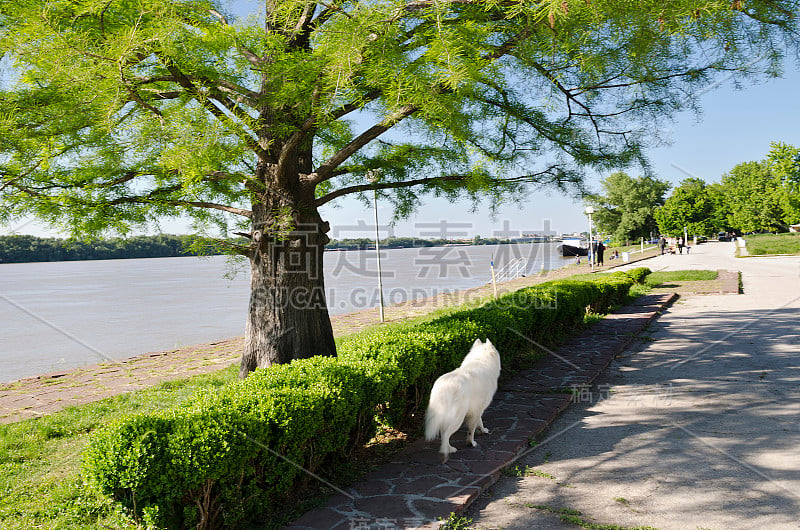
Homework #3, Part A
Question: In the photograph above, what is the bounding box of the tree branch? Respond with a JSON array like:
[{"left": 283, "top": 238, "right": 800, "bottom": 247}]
[
  {"left": 278, "top": 90, "right": 383, "bottom": 181},
  {"left": 315, "top": 174, "right": 469, "bottom": 206},
  {"left": 309, "top": 104, "right": 418, "bottom": 184},
  {"left": 571, "top": 66, "right": 718, "bottom": 96},
  {"left": 312, "top": 2, "right": 344, "bottom": 28},
  {"left": 157, "top": 54, "right": 267, "bottom": 160},
  {"left": 110, "top": 195, "right": 252, "bottom": 218},
  {"left": 209, "top": 8, "right": 264, "bottom": 66},
  {"left": 134, "top": 73, "right": 259, "bottom": 106}
]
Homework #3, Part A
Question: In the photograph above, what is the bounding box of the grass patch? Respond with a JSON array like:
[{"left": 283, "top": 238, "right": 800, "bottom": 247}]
[
  {"left": 504, "top": 464, "right": 556, "bottom": 480},
  {"left": 572, "top": 268, "right": 720, "bottom": 293},
  {"left": 440, "top": 512, "right": 473, "bottom": 530},
  {"left": 584, "top": 312, "right": 606, "bottom": 325},
  {"left": 606, "top": 243, "right": 656, "bottom": 254},
  {"left": 645, "top": 270, "right": 717, "bottom": 288},
  {"left": 743, "top": 232, "right": 800, "bottom": 255},
  {"left": 0, "top": 365, "right": 239, "bottom": 529}
]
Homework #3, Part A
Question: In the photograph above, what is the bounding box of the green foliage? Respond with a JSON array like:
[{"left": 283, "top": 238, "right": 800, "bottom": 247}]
[
  {"left": 587, "top": 172, "right": 671, "bottom": 243},
  {"left": 717, "top": 141, "right": 800, "bottom": 232},
  {"left": 440, "top": 512, "right": 473, "bottom": 530},
  {"left": 504, "top": 464, "right": 556, "bottom": 479},
  {"left": 0, "top": 0, "right": 797, "bottom": 239},
  {"left": 720, "top": 160, "right": 786, "bottom": 233},
  {"left": 766, "top": 142, "right": 800, "bottom": 226},
  {"left": 0, "top": 365, "right": 238, "bottom": 529},
  {"left": 655, "top": 178, "right": 720, "bottom": 236},
  {"left": 652, "top": 141, "right": 800, "bottom": 236},
  {"left": 623, "top": 267, "right": 652, "bottom": 285},
  {"left": 83, "top": 274, "right": 634, "bottom": 527},
  {"left": 3, "top": 0, "right": 798, "bottom": 368}
]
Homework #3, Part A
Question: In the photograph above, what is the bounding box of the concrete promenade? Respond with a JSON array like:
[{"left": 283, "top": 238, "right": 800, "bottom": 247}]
[{"left": 465, "top": 241, "right": 800, "bottom": 529}]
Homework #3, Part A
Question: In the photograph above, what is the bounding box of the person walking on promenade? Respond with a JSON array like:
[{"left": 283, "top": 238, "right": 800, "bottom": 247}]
[
  {"left": 659, "top": 235, "right": 667, "bottom": 255},
  {"left": 596, "top": 239, "right": 605, "bottom": 265},
  {"left": 677, "top": 236, "right": 684, "bottom": 254}
]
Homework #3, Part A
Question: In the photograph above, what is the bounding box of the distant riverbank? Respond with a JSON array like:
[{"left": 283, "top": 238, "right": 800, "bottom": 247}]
[
  {"left": 0, "top": 234, "right": 561, "bottom": 264},
  {"left": 0, "top": 234, "right": 214, "bottom": 264}
]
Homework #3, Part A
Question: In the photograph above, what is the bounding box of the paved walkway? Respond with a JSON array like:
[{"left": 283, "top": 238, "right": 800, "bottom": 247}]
[
  {"left": 0, "top": 247, "right": 660, "bottom": 424},
  {"left": 465, "top": 241, "right": 800, "bottom": 529}
]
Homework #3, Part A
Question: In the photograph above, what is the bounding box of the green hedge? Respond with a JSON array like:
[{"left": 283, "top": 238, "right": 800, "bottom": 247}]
[
  {"left": 83, "top": 274, "right": 635, "bottom": 528},
  {"left": 622, "top": 266, "right": 652, "bottom": 285}
]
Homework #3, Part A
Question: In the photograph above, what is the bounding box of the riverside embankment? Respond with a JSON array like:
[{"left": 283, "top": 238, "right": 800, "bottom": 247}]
[
  {"left": 0, "top": 246, "right": 659, "bottom": 424},
  {"left": 1, "top": 243, "right": 566, "bottom": 382}
]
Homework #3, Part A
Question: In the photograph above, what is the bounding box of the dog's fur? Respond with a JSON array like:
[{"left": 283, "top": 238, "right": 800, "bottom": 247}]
[{"left": 424, "top": 338, "right": 501, "bottom": 463}]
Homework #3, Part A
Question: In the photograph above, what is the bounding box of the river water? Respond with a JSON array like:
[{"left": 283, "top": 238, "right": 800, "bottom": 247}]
[{"left": 0, "top": 242, "right": 569, "bottom": 382}]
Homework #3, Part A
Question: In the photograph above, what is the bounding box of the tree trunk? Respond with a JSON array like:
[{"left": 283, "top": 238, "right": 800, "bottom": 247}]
[
  {"left": 239, "top": 71, "right": 335, "bottom": 376},
  {"left": 239, "top": 165, "right": 336, "bottom": 376},
  {"left": 239, "top": 213, "right": 336, "bottom": 377}
]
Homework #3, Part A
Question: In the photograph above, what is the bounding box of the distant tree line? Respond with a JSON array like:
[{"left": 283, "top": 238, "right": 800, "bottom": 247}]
[
  {"left": 587, "top": 141, "right": 800, "bottom": 242},
  {"left": 326, "top": 236, "right": 439, "bottom": 250},
  {"left": 0, "top": 234, "right": 224, "bottom": 263},
  {"left": 325, "top": 236, "right": 517, "bottom": 250},
  {"left": 1, "top": 234, "right": 527, "bottom": 263}
]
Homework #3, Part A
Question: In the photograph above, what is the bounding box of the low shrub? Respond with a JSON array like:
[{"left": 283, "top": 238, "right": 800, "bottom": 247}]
[
  {"left": 83, "top": 274, "right": 634, "bottom": 528},
  {"left": 623, "top": 267, "right": 652, "bottom": 284}
]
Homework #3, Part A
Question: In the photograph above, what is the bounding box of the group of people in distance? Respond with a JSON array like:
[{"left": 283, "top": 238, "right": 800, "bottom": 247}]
[
  {"left": 576, "top": 239, "right": 609, "bottom": 266},
  {"left": 658, "top": 235, "right": 690, "bottom": 255}
]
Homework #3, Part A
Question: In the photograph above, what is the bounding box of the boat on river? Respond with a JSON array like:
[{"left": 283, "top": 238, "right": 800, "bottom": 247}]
[{"left": 558, "top": 238, "right": 588, "bottom": 257}]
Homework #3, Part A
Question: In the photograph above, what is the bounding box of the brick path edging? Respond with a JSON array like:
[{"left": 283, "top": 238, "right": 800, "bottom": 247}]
[{"left": 286, "top": 292, "right": 678, "bottom": 530}]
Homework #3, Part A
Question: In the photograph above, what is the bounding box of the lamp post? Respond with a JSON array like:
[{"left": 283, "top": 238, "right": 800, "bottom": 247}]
[
  {"left": 585, "top": 206, "right": 595, "bottom": 270},
  {"left": 368, "top": 171, "right": 386, "bottom": 323}
]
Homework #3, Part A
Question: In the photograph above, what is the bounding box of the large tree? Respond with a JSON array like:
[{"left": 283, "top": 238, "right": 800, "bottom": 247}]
[
  {"left": 655, "top": 177, "right": 720, "bottom": 236},
  {"left": 1, "top": 0, "right": 797, "bottom": 375},
  {"left": 720, "top": 142, "right": 800, "bottom": 232},
  {"left": 587, "top": 172, "right": 671, "bottom": 243},
  {"left": 721, "top": 159, "right": 786, "bottom": 232},
  {"left": 766, "top": 141, "right": 800, "bottom": 226}
]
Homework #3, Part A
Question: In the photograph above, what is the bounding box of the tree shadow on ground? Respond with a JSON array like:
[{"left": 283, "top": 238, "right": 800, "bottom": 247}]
[{"left": 467, "top": 306, "right": 800, "bottom": 529}]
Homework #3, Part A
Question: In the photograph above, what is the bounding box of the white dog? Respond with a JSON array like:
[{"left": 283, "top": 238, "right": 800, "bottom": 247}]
[{"left": 425, "top": 338, "right": 501, "bottom": 463}]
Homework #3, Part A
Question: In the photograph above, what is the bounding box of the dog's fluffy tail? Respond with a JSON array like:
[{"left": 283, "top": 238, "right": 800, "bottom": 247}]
[
  {"left": 424, "top": 377, "right": 460, "bottom": 442},
  {"left": 424, "top": 401, "right": 445, "bottom": 442}
]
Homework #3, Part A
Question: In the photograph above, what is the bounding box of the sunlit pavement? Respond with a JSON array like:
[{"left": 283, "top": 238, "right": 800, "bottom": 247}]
[{"left": 464, "top": 242, "right": 800, "bottom": 529}]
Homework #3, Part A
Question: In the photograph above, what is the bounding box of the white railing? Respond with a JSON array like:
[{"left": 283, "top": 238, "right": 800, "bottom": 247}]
[{"left": 494, "top": 257, "right": 529, "bottom": 283}]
